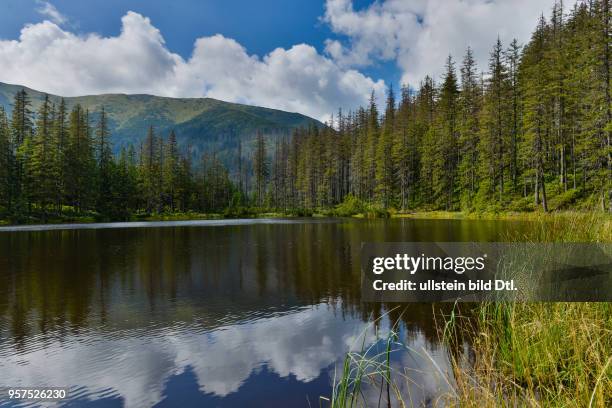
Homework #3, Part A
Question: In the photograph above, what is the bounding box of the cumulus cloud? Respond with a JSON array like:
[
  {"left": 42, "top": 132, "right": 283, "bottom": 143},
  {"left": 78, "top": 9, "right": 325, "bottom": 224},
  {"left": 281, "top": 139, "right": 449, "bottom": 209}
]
[
  {"left": 36, "top": 0, "right": 67, "bottom": 25},
  {"left": 0, "top": 303, "right": 454, "bottom": 407},
  {"left": 0, "top": 304, "right": 375, "bottom": 407},
  {"left": 323, "top": 0, "right": 573, "bottom": 85},
  {"left": 0, "top": 12, "right": 384, "bottom": 121}
]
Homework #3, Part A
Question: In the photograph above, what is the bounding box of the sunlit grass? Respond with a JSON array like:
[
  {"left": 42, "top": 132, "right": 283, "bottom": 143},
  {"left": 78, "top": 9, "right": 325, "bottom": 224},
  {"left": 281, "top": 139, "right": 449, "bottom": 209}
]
[
  {"left": 449, "top": 212, "right": 612, "bottom": 407},
  {"left": 329, "top": 212, "right": 611, "bottom": 407}
]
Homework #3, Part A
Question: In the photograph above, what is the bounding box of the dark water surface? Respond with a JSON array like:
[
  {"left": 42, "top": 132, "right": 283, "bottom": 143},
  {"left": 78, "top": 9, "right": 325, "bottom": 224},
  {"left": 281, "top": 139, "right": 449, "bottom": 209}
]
[{"left": 0, "top": 218, "right": 530, "bottom": 407}]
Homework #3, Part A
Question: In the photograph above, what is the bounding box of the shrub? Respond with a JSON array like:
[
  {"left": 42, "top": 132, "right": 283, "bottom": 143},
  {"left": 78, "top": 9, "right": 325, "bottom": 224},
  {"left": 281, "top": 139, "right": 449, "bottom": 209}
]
[
  {"left": 332, "top": 194, "right": 364, "bottom": 217},
  {"left": 548, "top": 188, "right": 582, "bottom": 210},
  {"left": 223, "top": 206, "right": 255, "bottom": 218}
]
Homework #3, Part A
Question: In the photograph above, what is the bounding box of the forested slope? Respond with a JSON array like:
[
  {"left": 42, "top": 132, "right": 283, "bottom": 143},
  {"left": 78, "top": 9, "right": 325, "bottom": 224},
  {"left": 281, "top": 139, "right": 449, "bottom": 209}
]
[
  {"left": 268, "top": 0, "right": 611, "bottom": 213},
  {"left": 0, "top": 0, "right": 610, "bottom": 223},
  {"left": 0, "top": 81, "right": 320, "bottom": 162}
]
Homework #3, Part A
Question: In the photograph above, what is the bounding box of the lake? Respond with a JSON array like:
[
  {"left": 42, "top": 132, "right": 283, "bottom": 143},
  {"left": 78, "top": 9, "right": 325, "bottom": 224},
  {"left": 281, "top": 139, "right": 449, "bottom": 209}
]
[{"left": 0, "top": 218, "right": 530, "bottom": 407}]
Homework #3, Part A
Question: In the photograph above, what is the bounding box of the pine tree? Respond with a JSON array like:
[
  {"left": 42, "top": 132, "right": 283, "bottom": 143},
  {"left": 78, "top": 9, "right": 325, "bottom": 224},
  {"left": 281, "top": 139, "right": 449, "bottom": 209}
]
[
  {"left": 507, "top": 39, "right": 522, "bottom": 190},
  {"left": 0, "top": 107, "right": 11, "bottom": 211},
  {"left": 432, "top": 56, "right": 460, "bottom": 209},
  {"left": 253, "top": 131, "right": 268, "bottom": 206},
  {"left": 53, "top": 98, "right": 68, "bottom": 211},
  {"left": 458, "top": 47, "right": 482, "bottom": 208},
  {"left": 521, "top": 15, "right": 549, "bottom": 211},
  {"left": 64, "top": 105, "right": 95, "bottom": 212},
  {"left": 418, "top": 76, "right": 437, "bottom": 205},
  {"left": 163, "top": 130, "right": 180, "bottom": 211},
  {"left": 376, "top": 86, "right": 396, "bottom": 207},
  {"left": 392, "top": 85, "right": 413, "bottom": 210},
  {"left": 114, "top": 146, "right": 136, "bottom": 219},
  {"left": 30, "top": 94, "right": 59, "bottom": 217},
  {"left": 95, "top": 107, "right": 113, "bottom": 215},
  {"left": 479, "top": 38, "right": 511, "bottom": 203},
  {"left": 350, "top": 107, "right": 368, "bottom": 200},
  {"left": 364, "top": 91, "right": 380, "bottom": 201},
  {"left": 11, "top": 89, "right": 33, "bottom": 146},
  {"left": 140, "top": 126, "right": 162, "bottom": 212},
  {"left": 11, "top": 89, "right": 34, "bottom": 214},
  {"left": 177, "top": 147, "right": 193, "bottom": 211}
]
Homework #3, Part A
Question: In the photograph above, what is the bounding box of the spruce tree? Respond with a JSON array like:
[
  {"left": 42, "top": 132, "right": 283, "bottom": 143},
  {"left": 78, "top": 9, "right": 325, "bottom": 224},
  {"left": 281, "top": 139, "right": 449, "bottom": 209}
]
[
  {"left": 458, "top": 47, "right": 481, "bottom": 208},
  {"left": 11, "top": 89, "right": 34, "bottom": 214},
  {"left": 95, "top": 107, "right": 113, "bottom": 215},
  {"left": 163, "top": 130, "right": 180, "bottom": 211},
  {"left": 521, "top": 16, "right": 549, "bottom": 211},
  {"left": 0, "top": 107, "right": 11, "bottom": 211},
  {"left": 375, "top": 86, "right": 396, "bottom": 207},
  {"left": 253, "top": 131, "right": 268, "bottom": 207},
  {"left": 479, "top": 38, "right": 511, "bottom": 203},
  {"left": 433, "top": 56, "right": 460, "bottom": 210},
  {"left": 30, "top": 94, "right": 59, "bottom": 217},
  {"left": 64, "top": 105, "right": 95, "bottom": 212}
]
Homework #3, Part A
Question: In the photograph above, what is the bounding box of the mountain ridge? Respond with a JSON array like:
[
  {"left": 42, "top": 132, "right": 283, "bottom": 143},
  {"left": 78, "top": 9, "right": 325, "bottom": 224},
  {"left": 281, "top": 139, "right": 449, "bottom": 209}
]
[{"left": 0, "top": 81, "right": 323, "bottom": 165}]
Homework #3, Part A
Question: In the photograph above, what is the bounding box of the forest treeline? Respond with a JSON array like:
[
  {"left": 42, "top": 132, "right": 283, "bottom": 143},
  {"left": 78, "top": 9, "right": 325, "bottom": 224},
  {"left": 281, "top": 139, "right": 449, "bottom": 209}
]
[
  {"left": 0, "top": 92, "right": 238, "bottom": 221},
  {"left": 266, "top": 0, "right": 611, "bottom": 214},
  {"left": 0, "top": 0, "right": 610, "bottom": 222}
]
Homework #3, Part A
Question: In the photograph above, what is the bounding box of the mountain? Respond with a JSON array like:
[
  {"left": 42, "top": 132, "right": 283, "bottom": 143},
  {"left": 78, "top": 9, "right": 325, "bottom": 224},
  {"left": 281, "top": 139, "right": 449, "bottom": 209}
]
[{"left": 0, "top": 81, "right": 322, "bottom": 166}]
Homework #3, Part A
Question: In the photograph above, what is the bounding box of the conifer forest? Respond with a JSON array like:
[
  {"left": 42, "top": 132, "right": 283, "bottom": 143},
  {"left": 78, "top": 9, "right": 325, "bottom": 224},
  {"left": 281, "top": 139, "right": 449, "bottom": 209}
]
[{"left": 0, "top": 0, "right": 610, "bottom": 222}]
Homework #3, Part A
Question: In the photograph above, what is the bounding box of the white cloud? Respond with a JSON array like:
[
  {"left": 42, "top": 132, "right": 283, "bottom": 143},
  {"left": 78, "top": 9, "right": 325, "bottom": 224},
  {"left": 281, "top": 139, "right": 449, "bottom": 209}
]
[
  {"left": 323, "top": 0, "right": 572, "bottom": 85},
  {"left": 36, "top": 0, "right": 67, "bottom": 25},
  {"left": 0, "top": 304, "right": 375, "bottom": 407},
  {"left": 0, "top": 303, "right": 454, "bottom": 407},
  {"left": 0, "top": 12, "right": 385, "bottom": 121}
]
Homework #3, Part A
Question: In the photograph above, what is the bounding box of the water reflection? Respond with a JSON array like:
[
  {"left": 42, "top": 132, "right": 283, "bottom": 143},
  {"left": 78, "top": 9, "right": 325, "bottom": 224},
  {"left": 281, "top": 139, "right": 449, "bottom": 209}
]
[{"left": 0, "top": 218, "right": 528, "bottom": 407}]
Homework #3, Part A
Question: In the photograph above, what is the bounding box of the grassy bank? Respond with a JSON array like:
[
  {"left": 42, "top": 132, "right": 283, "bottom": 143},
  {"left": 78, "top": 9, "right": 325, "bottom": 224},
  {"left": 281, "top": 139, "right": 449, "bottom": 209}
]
[
  {"left": 3, "top": 193, "right": 611, "bottom": 225},
  {"left": 453, "top": 303, "right": 611, "bottom": 407},
  {"left": 0, "top": 209, "right": 298, "bottom": 225},
  {"left": 329, "top": 212, "right": 611, "bottom": 407},
  {"left": 449, "top": 212, "right": 611, "bottom": 407}
]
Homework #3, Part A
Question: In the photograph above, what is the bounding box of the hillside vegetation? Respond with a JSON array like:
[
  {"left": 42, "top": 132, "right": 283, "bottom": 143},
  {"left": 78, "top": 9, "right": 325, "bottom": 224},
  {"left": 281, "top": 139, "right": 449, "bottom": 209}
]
[
  {"left": 0, "top": 0, "right": 610, "bottom": 223},
  {"left": 271, "top": 1, "right": 611, "bottom": 215},
  {"left": 0, "top": 81, "right": 320, "bottom": 162}
]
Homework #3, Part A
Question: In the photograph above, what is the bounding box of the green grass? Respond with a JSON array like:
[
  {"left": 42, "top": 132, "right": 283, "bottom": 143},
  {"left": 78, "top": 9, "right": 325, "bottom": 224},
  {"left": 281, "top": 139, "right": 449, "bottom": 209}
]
[
  {"left": 325, "top": 310, "right": 417, "bottom": 408},
  {"left": 328, "top": 212, "right": 611, "bottom": 407},
  {"left": 448, "top": 212, "right": 612, "bottom": 407},
  {"left": 0, "top": 207, "right": 297, "bottom": 225},
  {"left": 136, "top": 211, "right": 224, "bottom": 221},
  {"left": 453, "top": 302, "right": 612, "bottom": 407}
]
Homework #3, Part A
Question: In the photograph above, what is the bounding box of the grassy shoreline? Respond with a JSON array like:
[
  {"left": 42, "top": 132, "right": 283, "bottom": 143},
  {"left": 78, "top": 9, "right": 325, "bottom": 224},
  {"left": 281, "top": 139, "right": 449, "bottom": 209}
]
[
  {"left": 449, "top": 212, "right": 611, "bottom": 407},
  {"left": 1, "top": 207, "right": 610, "bottom": 226},
  {"left": 330, "top": 212, "right": 611, "bottom": 407}
]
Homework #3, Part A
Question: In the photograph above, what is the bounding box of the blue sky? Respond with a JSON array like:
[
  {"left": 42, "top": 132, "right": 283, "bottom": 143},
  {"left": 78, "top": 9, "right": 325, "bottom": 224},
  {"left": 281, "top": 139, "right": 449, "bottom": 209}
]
[
  {"left": 0, "top": 0, "right": 401, "bottom": 85},
  {"left": 0, "top": 0, "right": 558, "bottom": 120}
]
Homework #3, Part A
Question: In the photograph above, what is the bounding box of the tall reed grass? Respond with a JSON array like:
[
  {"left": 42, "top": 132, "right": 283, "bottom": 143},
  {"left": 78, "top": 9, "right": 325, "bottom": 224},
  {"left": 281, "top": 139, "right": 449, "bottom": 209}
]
[
  {"left": 450, "top": 212, "right": 611, "bottom": 407},
  {"left": 328, "top": 212, "right": 611, "bottom": 407}
]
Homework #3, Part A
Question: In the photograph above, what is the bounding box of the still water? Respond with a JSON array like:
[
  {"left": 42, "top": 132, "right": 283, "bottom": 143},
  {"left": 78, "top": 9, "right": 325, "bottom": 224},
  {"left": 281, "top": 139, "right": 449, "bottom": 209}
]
[{"left": 0, "top": 218, "right": 529, "bottom": 407}]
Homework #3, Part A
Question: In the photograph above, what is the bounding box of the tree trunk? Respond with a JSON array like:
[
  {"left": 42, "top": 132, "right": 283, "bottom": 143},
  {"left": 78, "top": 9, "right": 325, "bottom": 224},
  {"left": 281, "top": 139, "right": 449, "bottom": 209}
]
[
  {"left": 540, "top": 166, "right": 548, "bottom": 212},
  {"left": 535, "top": 169, "right": 540, "bottom": 205}
]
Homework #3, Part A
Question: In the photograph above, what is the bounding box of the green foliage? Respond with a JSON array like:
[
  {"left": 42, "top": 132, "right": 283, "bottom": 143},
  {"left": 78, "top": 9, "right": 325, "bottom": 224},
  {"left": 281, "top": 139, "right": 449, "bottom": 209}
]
[
  {"left": 362, "top": 205, "right": 390, "bottom": 219},
  {"left": 449, "top": 213, "right": 612, "bottom": 406},
  {"left": 548, "top": 187, "right": 582, "bottom": 210},
  {"left": 260, "top": 0, "right": 610, "bottom": 215},
  {"left": 331, "top": 194, "right": 364, "bottom": 217},
  {"left": 0, "top": 81, "right": 322, "bottom": 169},
  {"left": 223, "top": 206, "right": 255, "bottom": 219},
  {"left": 1, "top": 0, "right": 611, "bottom": 223},
  {"left": 0, "top": 89, "right": 245, "bottom": 224},
  {"left": 285, "top": 207, "right": 314, "bottom": 217}
]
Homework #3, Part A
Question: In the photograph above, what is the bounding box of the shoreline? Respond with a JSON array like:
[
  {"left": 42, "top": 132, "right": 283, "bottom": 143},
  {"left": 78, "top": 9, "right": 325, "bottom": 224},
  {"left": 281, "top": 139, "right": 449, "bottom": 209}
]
[{"left": 1, "top": 209, "right": 610, "bottom": 227}]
